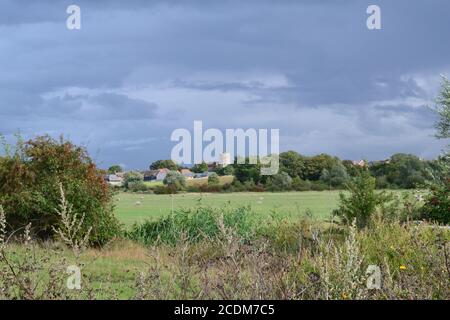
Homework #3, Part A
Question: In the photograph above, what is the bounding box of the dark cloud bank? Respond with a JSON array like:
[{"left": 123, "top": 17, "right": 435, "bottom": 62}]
[{"left": 0, "top": 0, "right": 448, "bottom": 169}]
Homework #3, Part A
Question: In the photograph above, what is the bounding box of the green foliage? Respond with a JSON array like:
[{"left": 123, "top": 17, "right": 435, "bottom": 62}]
[
  {"left": 107, "top": 165, "right": 123, "bottom": 174},
  {"left": 124, "top": 171, "right": 143, "bottom": 183},
  {"left": 370, "top": 154, "right": 427, "bottom": 189},
  {"left": 291, "top": 177, "right": 312, "bottom": 191},
  {"left": 149, "top": 160, "right": 178, "bottom": 171},
  {"left": 279, "top": 151, "right": 305, "bottom": 178},
  {"left": 214, "top": 165, "right": 234, "bottom": 176},
  {"left": 191, "top": 162, "right": 208, "bottom": 173},
  {"left": 422, "top": 154, "right": 449, "bottom": 224},
  {"left": 163, "top": 171, "right": 186, "bottom": 191},
  {"left": 0, "top": 135, "right": 121, "bottom": 245},
  {"left": 267, "top": 172, "right": 292, "bottom": 191},
  {"left": 334, "top": 171, "right": 393, "bottom": 228},
  {"left": 302, "top": 154, "right": 337, "bottom": 180},
  {"left": 320, "top": 162, "right": 350, "bottom": 188},
  {"left": 310, "top": 181, "right": 328, "bottom": 191},
  {"left": 127, "top": 206, "right": 256, "bottom": 246},
  {"left": 233, "top": 158, "right": 263, "bottom": 184},
  {"left": 432, "top": 76, "right": 450, "bottom": 140},
  {"left": 342, "top": 160, "right": 364, "bottom": 177},
  {"left": 123, "top": 171, "right": 145, "bottom": 191},
  {"left": 207, "top": 172, "right": 220, "bottom": 185},
  {"left": 127, "top": 181, "right": 148, "bottom": 192}
]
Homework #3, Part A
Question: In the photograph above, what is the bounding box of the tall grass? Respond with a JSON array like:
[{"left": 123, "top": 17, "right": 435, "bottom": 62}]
[{"left": 126, "top": 205, "right": 257, "bottom": 246}]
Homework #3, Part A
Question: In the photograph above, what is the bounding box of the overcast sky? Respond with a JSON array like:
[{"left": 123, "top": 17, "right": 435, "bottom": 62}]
[{"left": 0, "top": 0, "right": 449, "bottom": 169}]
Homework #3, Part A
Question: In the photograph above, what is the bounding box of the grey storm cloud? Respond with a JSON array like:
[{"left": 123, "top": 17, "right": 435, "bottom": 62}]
[{"left": 0, "top": 0, "right": 449, "bottom": 168}]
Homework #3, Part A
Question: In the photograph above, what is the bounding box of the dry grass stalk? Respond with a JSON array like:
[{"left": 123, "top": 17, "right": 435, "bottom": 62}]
[{"left": 52, "top": 183, "right": 92, "bottom": 256}]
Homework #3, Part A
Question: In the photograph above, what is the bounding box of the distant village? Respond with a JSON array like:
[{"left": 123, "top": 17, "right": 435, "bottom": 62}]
[
  {"left": 104, "top": 162, "right": 223, "bottom": 187},
  {"left": 103, "top": 155, "right": 392, "bottom": 188}
]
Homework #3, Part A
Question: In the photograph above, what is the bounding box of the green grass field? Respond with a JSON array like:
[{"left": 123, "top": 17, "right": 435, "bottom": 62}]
[{"left": 114, "top": 191, "right": 342, "bottom": 226}]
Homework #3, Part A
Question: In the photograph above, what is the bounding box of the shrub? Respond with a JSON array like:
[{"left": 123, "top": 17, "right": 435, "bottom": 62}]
[
  {"left": 310, "top": 181, "right": 328, "bottom": 191},
  {"left": 208, "top": 172, "right": 220, "bottom": 185},
  {"left": 292, "top": 177, "right": 312, "bottom": 191},
  {"left": 123, "top": 171, "right": 144, "bottom": 190},
  {"left": 199, "top": 184, "right": 223, "bottom": 193},
  {"left": 215, "top": 165, "right": 234, "bottom": 176},
  {"left": 127, "top": 181, "right": 148, "bottom": 192},
  {"left": 375, "top": 175, "right": 390, "bottom": 189},
  {"left": 0, "top": 135, "right": 121, "bottom": 245},
  {"left": 267, "top": 172, "right": 292, "bottom": 191},
  {"left": 163, "top": 171, "right": 186, "bottom": 191},
  {"left": 153, "top": 185, "right": 176, "bottom": 195},
  {"left": 334, "top": 171, "right": 392, "bottom": 228},
  {"left": 422, "top": 154, "right": 449, "bottom": 224}
]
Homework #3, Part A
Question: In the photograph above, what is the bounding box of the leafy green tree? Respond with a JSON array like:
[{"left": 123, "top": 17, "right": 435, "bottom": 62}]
[
  {"left": 422, "top": 154, "right": 449, "bottom": 224},
  {"left": 233, "top": 159, "right": 262, "bottom": 184},
  {"left": 108, "top": 165, "right": 123, "bottom": 174},
  {"left": 432, "top": 76, "right": 450, "bottom": 139},
  {"left": 215, "top": 165, "right": 234, "bottom": 176},
  {"left": 150, "top": 160, "right": 178, "bottom": 171},
  {"left": 342, "top": 160, "right": 363, "bottom": 177},
  {"left": 191, "top": 162, "right": 208, "bottom": 173},
  {"left": 320, "top": 162, "right": 350, "bottom": 188},
  {"left": 163, "top": 171, "right": 186, "bottom": 191},
  {"left": 208, "top": 172, "right": 220, "bottom": 185},
  {"left": 421, "top": 77, "right": 450, "bottom": 224},
  {"left": 387, "top": 154, "right": 426, "bottom": 188},
  {"left": 279, "top": 151, "right": 305, "bottom": 178},
  {"left": 303, "top": 154, "right": 337, "bottom": 180}
]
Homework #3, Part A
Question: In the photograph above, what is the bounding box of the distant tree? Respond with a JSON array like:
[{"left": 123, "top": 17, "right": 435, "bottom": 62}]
[
  {"left": 150, "top": 160, "right": 178, "bottom": 171},
  {"left": 320, "top": 162, "right": 350, "bottom": 188},
  {"left": 303, "top": 154, "right": 337, "bottom": 180},
  {"left": 233, "top": 159, "right": 263, "bottom": 184},
  {"left": 215, "top": 165, "right": 234, "bottom": 176},
  {"left": 279, "top": 151, "right": 305, "bottom": 178},
  {"left": 163, "top": 171, "right": 186, "bottom": 190},
  {"left": 191, "top": 162, "right": 208, "bottom": 173},
  {"left": 208, "top": 172, "right": 220, "bottom": 185},
  {"left": 387, "top": 154, "right": 426, "bottom": 188},
  {"left": 432, "top": 76, "right": 450, "bottom": 140},
  {"left": 267, "top": 172, "right": 293, "bottom": 191},
  {"left": 369, "top": 154, "right": 427, "bottom": 189},
  {"left": 342, "top": 160, "right": 363, "bottom": 177},
  {"left": 108, "top": 165, "right": 123, "bottom": 174}
]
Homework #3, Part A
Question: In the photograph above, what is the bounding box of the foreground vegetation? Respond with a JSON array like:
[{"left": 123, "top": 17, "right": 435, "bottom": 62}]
[{"left": 1, "top": 207, "right": 448, "bottom": 299}]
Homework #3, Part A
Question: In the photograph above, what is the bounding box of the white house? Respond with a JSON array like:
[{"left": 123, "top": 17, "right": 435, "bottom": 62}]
[
  {"left": 156, "top": 168, "right": 170, "bottom": 181},
  {"left": 105, "top": 174, "right": 124, "bottom": 186}
]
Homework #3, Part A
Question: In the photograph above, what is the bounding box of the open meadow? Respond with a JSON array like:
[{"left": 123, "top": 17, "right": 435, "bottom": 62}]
[
  {"left": 114, "top": 191, "right": 342, "bottom": 226},
  {"left": 113, "top": 190, "right": 414, "bottom": 226}
]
